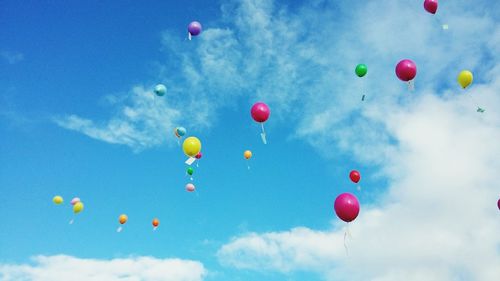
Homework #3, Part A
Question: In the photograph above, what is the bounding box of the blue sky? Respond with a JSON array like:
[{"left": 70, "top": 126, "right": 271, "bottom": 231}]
[{"left": 1, "top": 1, "right": 499, "bottom": 281}]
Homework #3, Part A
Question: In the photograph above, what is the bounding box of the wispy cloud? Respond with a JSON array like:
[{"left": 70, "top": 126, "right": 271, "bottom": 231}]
[
  {"left": 54, "top": 86, "right": 180, "bottom": 151},
  {"left": 1, "top": 50, "right": 24, "bottom": 64},
  {"left": 0, "top": 255, "right": 207, "bottom": 281}
]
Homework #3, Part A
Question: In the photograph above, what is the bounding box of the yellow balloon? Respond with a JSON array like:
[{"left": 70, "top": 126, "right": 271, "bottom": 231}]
[
  {"left": 119, "top": 214, "right": 128, "bottom": 225},
  {"left": 244, "top": 150, "right": 252, "bottom": 159},
  {"left": 73, "top": 202, "right": 84, "bottom": 214},
  {"left": 53, "top": 195, "right": 63, "bottom": 205},
  {"left": 457, "top": 70, "right": 473, "bottom": 89},
  {"left": 182, "top": 137, "right": 201, "bottom": 157}
]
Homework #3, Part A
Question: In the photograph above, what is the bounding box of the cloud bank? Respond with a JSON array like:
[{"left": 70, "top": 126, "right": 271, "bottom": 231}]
[{"left": 0, "top": 255, "right": 206, "bottom": 281}]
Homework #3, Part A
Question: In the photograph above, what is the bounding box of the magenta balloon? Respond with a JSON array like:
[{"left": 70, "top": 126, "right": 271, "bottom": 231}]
[
  {"left": 250, "top": 102, "right": 270, "bottom": 123},
  {"left": 334, "top": 193, "right": 360, "bottom": 222},
  {"left": 395, "top": 59, "right": 417, "bottom": 82},
  {"left": 424, "top": 0, "right": 438, "bottom": 14},
  {"left": 498, "top": 198, "right": 500, "bottom": 210},
  {"left": 188, "top": 21, "right": 202, "bottom": 36}
]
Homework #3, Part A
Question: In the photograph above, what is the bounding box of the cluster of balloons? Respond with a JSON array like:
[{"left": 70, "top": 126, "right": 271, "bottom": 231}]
[
  {"left": 117, "top": 214, "right": 160, "bottom": 232},
  {"left": 334, "top": 170, "right": 362, "bottom": 223},
  {"left": 53, "top": 196, "right": 84, "bottom": 224}
]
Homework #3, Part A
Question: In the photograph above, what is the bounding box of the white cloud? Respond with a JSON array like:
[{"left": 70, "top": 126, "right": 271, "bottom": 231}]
[
  {"left": 54, "top": 86, "right": 180, "bottom": 151},
  {"left": 217, "top": 91, "right": 500, "bottom": 281},
  {"left": 215, "top": 1, "right": 500, "bottom": 280},
  {"left": 0, "top": 255, "right": 206, "bottom": 281},
  {"left": 1, "top": 50, "right": 24, "bottom": 64}
]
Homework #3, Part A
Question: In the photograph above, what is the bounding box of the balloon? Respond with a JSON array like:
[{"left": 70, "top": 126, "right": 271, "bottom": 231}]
[
  {"left": 71, "top": 197, "right": 81, "bottom": 206},
  {"left": 175, "top": 127, "right": 186, "bottom": 137},
  {"left": 349, "top": 170, "right": 361, "bottom": 183},
  {"left": 53, "top": 196, "right": 63, "bottom": 205},
  {"left": 182, "top": 137, "right": 202, "bottom": 157},
  {"left": 186, "top": 183, "right": 195, "bottom": 192},
  {"left": 355, "top": 64, "right": 367, "bottom": 77},
  {"left": 195, "top": 152, "right": 203, "bottom": 159},
  {"left": 334, "top": 193, "right": 360, "bottom": 222},
  {"left": 424, "top": 0, "right": 438, "bottom": 14},
  {"left": 457, "top": 70, "right": 473, "bottom": 89},
  {"left": 497, "top": 198, "right": 500, "bottom": 210},
  {"left": 154, "top": 84, "right": 167, "bottom": 96},
  {"left": 187, "top": 167, "right": 194, "bottom": 175},
  {"left": 152, "top": 218, "right": 159, "bottom": 228},
  {"left": 119, "top": 214, "right": 128, "bottom": 225},
  {"left": 73, "top": 202, "right": 84, "bottom": 214},
  {"left": 244, "top": 150, "right": 252, "bottom": 159},
  {"left": 251, "top": 102, "right": 270, "bottom": 123},
  {"left": 395, "top": 59, "right": 417, "bottom": 82},
  {"left": 188, "top": 21, "right": 202, "bottom": 36}
]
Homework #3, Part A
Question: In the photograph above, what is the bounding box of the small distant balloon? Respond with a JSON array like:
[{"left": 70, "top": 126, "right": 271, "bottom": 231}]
[
  {"left": 457, "top": 70, "right": 473, "bottom": 89},
  {"left": 195, "top": 152, "right": 203, "bottom": 159},
  {"left": 188, "top": 21, "right": 202, "bottom": 37},
  {"left": 334, "top": 193, "right": 360, "bottom": 223},
  {"left": 187, "top": 167, "right": 194, "bottom": 175},
  {"left": 424, "top": 0, "right": 438, "bottom": 14},
  {"left": 183, "top": 137, "right": 202, "bottom": 157},
  {"left": 152, "top": 218, "right": 160, "bottom": 229},
  {"left": 186, "top": 183, "right": 195, "bottom": 192},
  {"left": 175, "top": 127, "right": 187, "bottom": 138},
  {"left": 395, "top": 59, "right": 417, "bottom": 82},
  {"left": 53, "top": 196, "right": 63, "bottom": 205},
  {"left": 349, "top": 170, "right": 361, "bottom": 183},
  {"left": 244, "top": 150, "right": 252, "bottom": 159},
  {"left": 497, "top": 198, "right": 500, "bottom": 211},
  {"left": 154, "top": 84, "right": 167, "bottom": 96},
  {"left": 119, "top": 214, "right": 128, "bottom": 225},
  {"left": 73, "top": 202, "right": 84, "bottom": 214},
  {"left": 355, "top": 64, "right": 367, "bottom": 77},
  {"left": 71, "top": 197, "right": 81, "bottom": 206}
]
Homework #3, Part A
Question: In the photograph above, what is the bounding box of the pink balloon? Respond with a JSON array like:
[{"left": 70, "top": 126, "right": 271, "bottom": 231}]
[
  {"left": 251, "top": 102, "right": 270, "bottom": 123},
  {"left": 497, "top": 198, "right": 500, "bottom": 211},
  {"left": 334, "top": 193, "right": 360, "bottom": 222},
  {"left": 195, "top": 152, "right": 202, "bottom": 159},
  {"left": 186, "top": 183, "right": 195, "bottom": 192},
  {"left": 395, "top": 59, "right": 417, "bottom": 82},
  {"left": 70, "top": 197, "right": 81, "bottom": 206},
  {"left": 424, "top": 0, "right": 438, "bottom": 14}
]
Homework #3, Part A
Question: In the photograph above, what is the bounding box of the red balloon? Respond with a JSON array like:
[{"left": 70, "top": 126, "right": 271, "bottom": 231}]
[
  {"left": 251, "top": 102, "right": 270, "bottom": 123},
  {"left": 334, "top": 193, "right": 360, "bottom": 222},
  {"left": 424, "top": 0, "right": 438, "bottom": 14},
  {"left": 195, "top": 152, "right": 202, "bottom": 159},
  {"left": 395, "top": 59, "right": 417, "bottom": 82},
  {"left": 349, "top": 170, "right": 360, "bottom": 183}
]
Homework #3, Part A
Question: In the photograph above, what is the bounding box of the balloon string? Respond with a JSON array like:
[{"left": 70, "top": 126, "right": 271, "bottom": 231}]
[
  {"left": 190, "top": 176, "right": 193, "bottom": 181},
  {"left": 407, "top": 80, "right": 415, "bottom": 91},
  {"left": 260, "top": 123, "right": 267, "bottom": 144},
  {"left": 69, "top": 219, "right": 74, "bottom": 225},
  {"left": 344, "top": 223, "right": 352, "bottom": 256},
  {"left": 247, "top": 162, "right": 250, "bottom": 170},
  {"left": 196, "top": 161, "right": 199, "bottom": 167},
  {"left": 188, "top": 32, "right": 192, "bottom": 41},
  {"left": 153, "top": 227, "right": 157, "bottom": 231},
  {"left": 117, "top": 226, "right": 122, "bottom": 233}
]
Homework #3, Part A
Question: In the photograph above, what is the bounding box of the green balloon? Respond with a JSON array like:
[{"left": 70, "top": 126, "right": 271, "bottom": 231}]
[
  {"left": 187, "top": 167, "right": 194, "bottom": 175},
  {"left": 355, "top": 64, "right": 367, "bottom": 77}
]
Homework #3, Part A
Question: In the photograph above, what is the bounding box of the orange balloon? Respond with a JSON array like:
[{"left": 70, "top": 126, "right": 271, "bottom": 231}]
[
  {"left": 119, "top": 214, "right": 128, "bottom": 225},
  {"left": 152, "top": 218, "right": 159, "bottom": 227},
  {"left": 244, "top": 150, "right": 252, "bottom": 159}
]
